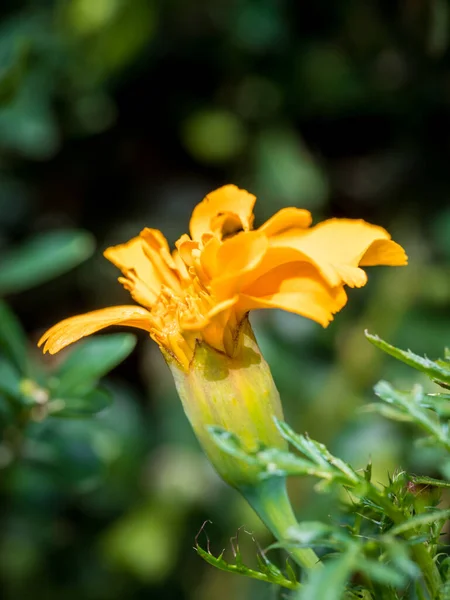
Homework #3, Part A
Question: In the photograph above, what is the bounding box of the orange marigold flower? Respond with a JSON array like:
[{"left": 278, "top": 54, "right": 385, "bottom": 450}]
[{"left": 38, "top": 184, "right": 407, "bottom": 370}]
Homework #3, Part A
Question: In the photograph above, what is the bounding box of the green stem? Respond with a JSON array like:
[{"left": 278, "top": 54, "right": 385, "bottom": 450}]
[
  {"left": 411, "top": 543, "right": 442, "bottom": 599},
  {"left": 239, "top": 477, "right": 321, "bottom": 571}
]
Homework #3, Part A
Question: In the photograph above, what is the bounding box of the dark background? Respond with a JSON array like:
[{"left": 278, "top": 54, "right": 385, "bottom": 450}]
[{"left": 0, "top": 1, "right": 449, "bottom": 599}]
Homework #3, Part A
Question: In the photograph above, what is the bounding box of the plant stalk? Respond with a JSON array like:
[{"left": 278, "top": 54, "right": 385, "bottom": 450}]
[{"left": 239, "top": 477, "right": 321, "bottom": 571}]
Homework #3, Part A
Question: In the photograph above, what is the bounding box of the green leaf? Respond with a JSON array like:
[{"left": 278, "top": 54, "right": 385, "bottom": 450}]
[
  {"left": 51, "top": 387, "right": 112, "bottom": 418},
  {"left": 54, "top": 333, "right": 137, "bottom": 396},
  {"left": 362, "top": 403, "right": 414, "bottom": 422},
  {"left": 0, "top": 300, "right": 28, "bottom": 371},
  {"left": 285, "top": 521, "right": 335, "bottom": 546},
  {"left": 0, "top": 356, "right": 22, "bottom": 400},
  {"left": 275, "top": 419, "right": 360, "bottom": 484},
  {"left": 383, "top": 541, "right": 420, "bottom": 579},
  {"left": 422, "top": 394, "right": 450, "bottom": 418},
  {"left": 0, "top": 229, "right": 95, "bottom": 294},
  {"left": 365, "top": 331, "right": 450, "bottom": 385},
  {"left": 357, "top": 558, "right": 406, "bottom": 587},
  {"left": 195, "top": 531, "right": 299, "bottom": 590},
  {"left": 0, "top": 40, "right": 30, "bottom": 106},
  {"left": 299, "top": 546, "right": 358, "bottom": 600},
  {"left": 373, "top": 381, "right": 450, "bottom": 450},
  {"left": 410, "top": 475, "right": 450, "bottom": 488},
  {"left": 389, "top": 509, "right": 450, "bottom": 536}
]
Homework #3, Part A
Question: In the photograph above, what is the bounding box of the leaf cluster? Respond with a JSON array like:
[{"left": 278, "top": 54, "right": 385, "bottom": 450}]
[{"left": 199, "top": 334, "right": 450, "bottom": 599}]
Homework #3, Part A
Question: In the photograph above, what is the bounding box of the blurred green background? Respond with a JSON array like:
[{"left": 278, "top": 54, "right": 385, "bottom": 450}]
[{"left": 0, "top": 1, "right": 449, "bottom": 599}]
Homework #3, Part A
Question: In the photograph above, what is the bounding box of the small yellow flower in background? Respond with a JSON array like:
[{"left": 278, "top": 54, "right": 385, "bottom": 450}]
[
  {"left": 38, "top": 184, "right": 407, "bottom": 570},
  {"left": 39, "top": 184, "right": 407, "bottom": 370}
]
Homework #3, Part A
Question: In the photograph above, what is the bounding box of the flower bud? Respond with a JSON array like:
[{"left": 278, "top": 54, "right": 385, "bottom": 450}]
[{"left": 166, "top": 319, "right": 286, "bottom": 488}]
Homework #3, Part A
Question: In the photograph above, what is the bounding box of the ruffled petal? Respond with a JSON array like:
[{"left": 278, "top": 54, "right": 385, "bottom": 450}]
[
  {"left": 38, "top": 306, "right": 152, "bottom": 354},
  {"left": 189, "top": 184, "right": 256, "bottom": 240},
  {"left": 258, "top": 207, "right": 312, "bottom": 236},
  {"left": 271, "top": 219, "right": 408, "bottom": 288},
  {"left": 104, "top": 237, "right": 162, "bottom": 307},
  {"left": 238, "top": 262, "right": 348, "bottom": 327},
  {"left": 210, "top": 231, "right": 269, "bottom": 299},
  {"left": 140, "top": 228, "right": 182, "bottom": 292}
]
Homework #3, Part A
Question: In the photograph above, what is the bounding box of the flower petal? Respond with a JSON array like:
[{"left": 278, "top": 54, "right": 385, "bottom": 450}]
[
  {"left": 258, "top": 207, "right": 312, "bottom": 236},
  {"left": 104, "top": 237, "right": 162, "bottom": 307},
  {"left": 271, "top": 219, "right": 407, "bottom": 288},
  {"left": 189, "top": 184, "right": 256, "bottom": 240},
  {"left": 38, "top": 306, "right": 152, "bottom": 354},
  {"left": 238, "top": 262, "right": 348, "bottom": 327},
  {"left": 210, "top": 231, "right": 269, "bottom": 299}
]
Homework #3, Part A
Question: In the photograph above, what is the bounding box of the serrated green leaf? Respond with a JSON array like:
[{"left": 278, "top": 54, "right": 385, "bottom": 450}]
[
  {"left": 275, "top": 419, "right": 359, "bottom": 484},
  {"left": 207, "top": 427, "right": 261, "bottom": 466},
  {"left": 374, "top": 381, "right": 450, "bottom": 449},
  {"left": 365, "top": 331, "right": 450, "bottom": 385},
  {"left": 275, "top": 419, "right": 329, "bottom": 466},
  {"left": 50, "top": 387, "right": 112, "bottom": 418},
  {"left": 195, "top": 543, "right": 300, "bottom": 590},
  {"left": 53, "top": 333, "right": 137, "bottom": 396},
  {"left": 0, "top": 300, "right": 28, "bottom": 371},
  {"left": 0, "top": 229, "right": 95, "bottom": 294},
  {"left": 410, "top": 475, "right": 450, "bottom": 488},
  {"left": 389, "top": 509, "right": 450, "bottom": 536}
]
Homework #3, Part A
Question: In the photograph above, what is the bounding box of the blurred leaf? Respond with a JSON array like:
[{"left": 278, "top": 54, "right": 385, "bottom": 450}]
[
  {"left": 285, "top": 521, "right": 336, "bottom": 546},
  {"left": 63, "top": 0, "right": 157, "bottom": 78},
  {"left": 0, "top": 356, "right": 22, "bottom": 400},
  {"left": 54, "top": 333, "right": 137, "bottom": 397},
  {"left": 357, "top": 558, "right": 406, "bottom": 587},
  {"left": 230, "top": 0, "right": 285, "bottom": 52},
  {"left": 0, "top": 230, "right": 95, "bottom": 294},
  {"left": 182, "top": 109, "right": 247, "bottom": 164},
  {"left": 0, "top": 68, "right": 59, "bottom": 159},
  {"left": 52, "top": 387, "right": 112, "bottom": 418},
  {"left": 299, "top": 547, "right": 358, "bottom": 600},
  {"left": 366, "top": 331, "right": 450, "bottom": 385},
  {"left": 0, "top": 40, "right": 30, "bottom": 106},
  {"left": 362, "top": 402, "right": 414, "bottom": 422},
  {"left": 0, "top": 300, "right": 28, "bottom": 371},
  {"left": 253, "top": 127, "right": 328, "bottom": 209},
  {"left": 102, "top": 500, "right": 181, "bottom": 582},
  {"left": 428, "top": 0, "right": 449, "bottom": 56}
]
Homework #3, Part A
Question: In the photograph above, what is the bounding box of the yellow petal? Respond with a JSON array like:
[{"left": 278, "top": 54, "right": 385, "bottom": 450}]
[
  {"left": 210, "top": 231, "right": 269, "bottom": 299},
  {"left": 104, "top": 237, "right": 161, "bottom": 307},
  {"left": 140, "top": 228, "right": 182, "bottom": 292},
  {"left": 189, "top": 184, "right": 256, "bottom": 240},
  {"left": 175, "top": 234, "right": 199, "bottom": 268},
  {"left": 172, "top": 248, "right": 190, "bottom": 281},
  {"left": 38, "top": 306, "right": 152, "bottom": 354},
  {"left": 272, "top": 219, "right": 407, "bottom": 288},
  {"left": 359, "top": 238, "right": 408, "bottom": 266},
  {"left": 258, "top": 207, "right": 312, "bottom": 236},
  {"left": 238, "top": 262, "right": 348, "bottom": 327}
]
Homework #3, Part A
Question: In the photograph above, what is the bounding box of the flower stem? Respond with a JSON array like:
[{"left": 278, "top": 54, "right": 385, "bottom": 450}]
[{"left": 239, "top": 477, "right": 321, "bottom": 571}]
